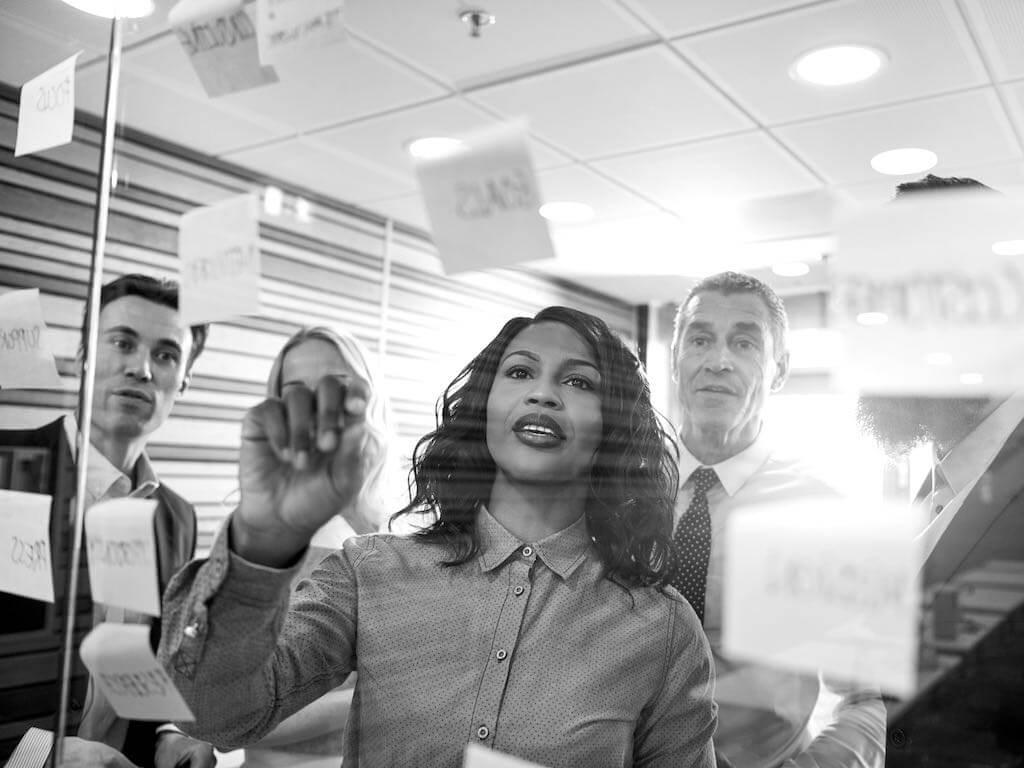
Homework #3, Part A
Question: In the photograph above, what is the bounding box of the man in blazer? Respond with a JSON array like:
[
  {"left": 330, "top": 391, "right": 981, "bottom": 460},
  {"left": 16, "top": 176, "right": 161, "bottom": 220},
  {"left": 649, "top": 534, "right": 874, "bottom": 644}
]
[{"left": 2, "top": 274, "right": 214, "bottom": 768}]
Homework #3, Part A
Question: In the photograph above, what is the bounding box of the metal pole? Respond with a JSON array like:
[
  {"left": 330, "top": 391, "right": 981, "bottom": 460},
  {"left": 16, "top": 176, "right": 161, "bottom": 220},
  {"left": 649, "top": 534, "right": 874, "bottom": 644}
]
[
  {"left": 378, "top": 218, "right": 394, "bottom": 368},
  {"left": 52, "top": 14, "right": 123, "bottom": 766}
]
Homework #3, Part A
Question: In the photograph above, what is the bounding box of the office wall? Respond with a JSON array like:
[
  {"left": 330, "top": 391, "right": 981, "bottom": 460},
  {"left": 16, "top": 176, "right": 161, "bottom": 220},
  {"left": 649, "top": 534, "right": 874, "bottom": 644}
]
[{"left": 0, "top": 92, "right": 636, "bottom": 554}]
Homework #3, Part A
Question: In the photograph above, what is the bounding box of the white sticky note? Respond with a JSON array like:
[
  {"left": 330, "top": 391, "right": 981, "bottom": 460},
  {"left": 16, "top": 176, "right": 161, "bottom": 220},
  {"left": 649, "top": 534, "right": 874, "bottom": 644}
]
[
  {"left": 79, "top": 623, "right": 194, "bottom": 722},
  {"left": 85, "top": 498, "right": 161, "bottom": 617},
  {"left": 15, "top": 53, "right": 80, "bottom": 157},
  {"left": 414, "top": 121, "right": 556, "bottom": 275},
  {"left": 833, "top": 192, "right": 1024, "bottom": 396},
  {"left": 0, "top": 288, "right": 64, "bottom": 391},
  {"left": 0, "top": 490, "right": 54, "bottom": 603},
  {"left": 4, "top": 727, "right": 54, "bottom": 768},
  {"left": 464, "top": 744, "right": 549, "bottom": 768},
  {"left": 171, "top": 1, "right": 278, "bottom": 97},
  {"left": 722, "top": 499, "right": 924, "bottom": 698},
  {"left": 256, "top": 0, "right": 346, "bottom": 66},
  {"left": 179, "top": 194, "right": 262, "bottom": 325}
]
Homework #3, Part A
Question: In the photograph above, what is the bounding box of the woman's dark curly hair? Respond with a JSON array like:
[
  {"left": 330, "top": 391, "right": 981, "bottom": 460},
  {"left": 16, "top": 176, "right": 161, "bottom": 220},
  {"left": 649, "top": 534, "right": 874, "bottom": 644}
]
[{"left": 393, "top": 306, "right": 679, "bottom": 587}]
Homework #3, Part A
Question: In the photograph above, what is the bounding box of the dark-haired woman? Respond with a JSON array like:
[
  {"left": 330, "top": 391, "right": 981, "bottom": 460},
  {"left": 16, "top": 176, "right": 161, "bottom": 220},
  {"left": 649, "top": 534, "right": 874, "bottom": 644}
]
[{"left": 159, "top": 307, "right": 717, "bottom": 768}]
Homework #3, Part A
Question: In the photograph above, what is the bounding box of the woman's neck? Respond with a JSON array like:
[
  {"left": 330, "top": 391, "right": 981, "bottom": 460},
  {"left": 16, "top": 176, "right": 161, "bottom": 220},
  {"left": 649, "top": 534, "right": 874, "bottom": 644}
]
[{"left": 487, "top": 472, "right": 587, "bottom": 542}]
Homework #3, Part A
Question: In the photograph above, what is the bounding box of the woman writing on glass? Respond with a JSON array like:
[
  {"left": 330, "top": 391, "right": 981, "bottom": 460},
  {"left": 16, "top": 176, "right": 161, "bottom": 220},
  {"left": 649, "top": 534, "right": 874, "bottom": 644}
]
[
  {"left": 242, "top": 326, "right": 397, "bottom": 768},
  {"left": 159, "top": 306, "right": 717, "bottom": 768}
]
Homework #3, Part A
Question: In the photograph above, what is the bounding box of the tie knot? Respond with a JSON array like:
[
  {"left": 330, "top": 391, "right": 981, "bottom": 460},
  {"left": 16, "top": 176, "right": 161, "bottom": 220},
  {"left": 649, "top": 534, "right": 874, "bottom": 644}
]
[{"left": 689, "top": 467, "right": 718, "bottom": 494}]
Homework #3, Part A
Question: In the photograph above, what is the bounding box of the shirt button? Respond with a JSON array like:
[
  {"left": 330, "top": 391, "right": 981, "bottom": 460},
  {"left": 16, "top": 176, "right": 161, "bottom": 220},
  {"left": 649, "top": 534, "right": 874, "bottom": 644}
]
[
  {"left": 477, "top": 726, "right": 489, "bottom": 740},
  {"left": 513, "top": 585, "right": 524, "bottom": 596},
  {"left": 183, "top": 623, "right": 199, "bottom": 639},
  {"left": 522, "top": 546, "right": 534, "bottom": 557},
  {"left": 496, "top": 649, "right": 507, "bottom": 660}
]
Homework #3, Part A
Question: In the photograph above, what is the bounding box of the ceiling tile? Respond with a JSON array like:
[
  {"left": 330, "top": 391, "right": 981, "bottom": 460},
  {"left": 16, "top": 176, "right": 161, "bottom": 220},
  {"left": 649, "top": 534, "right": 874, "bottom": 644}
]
[
  {"left": 961, "top": 0, "right": 1024, "bottom": 81},
  {"left": 471, "top": 45, "right": 753, "bottom": 160},
  {"left": 619, "top": 0, "right": 822, "bottom": 37},
  {"left": 776, "top": 88, "right": 1022, "bottom": 185},
  {"left": 594, "top": 131, "right": 820, "bottom": 216},
  {"left": 228, "top": 138, "right": 415, "bottom": 202},
  {"left": 76, "top": 67, "right": 290, "bottom": 155},
  {"left": 121, "top": 33, "right": 445, "bottom": 135},
  {"left": 1003, "top": 79, "right": 1024, "bottom": 145},
  {"left": 538, "top": 163, "right": 661, "bottom": 221},
  {"left": 344, "top": 0, "right": 653, "bottom": 88},
  {"left": 678, "top": 0, "right": 989, "bottom": 125},
  {"left": 312, "top": 98, "right": 570, "bottom": 177}
]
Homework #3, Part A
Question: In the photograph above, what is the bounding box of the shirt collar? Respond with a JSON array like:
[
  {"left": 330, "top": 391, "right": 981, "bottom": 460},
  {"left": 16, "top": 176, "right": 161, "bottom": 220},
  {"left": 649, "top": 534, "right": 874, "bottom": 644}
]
[
  {"left": 477, "top": 505, "right": 591, "bottom": 579},
  {"left": 938, "top": 392, "right": 1024, "bottom": 495},
  {"left": 678, "top": 429, "right": 772, "bottom": 497},
  {"left": 63, "top": 414, "right": 161, "bottom": 504}
]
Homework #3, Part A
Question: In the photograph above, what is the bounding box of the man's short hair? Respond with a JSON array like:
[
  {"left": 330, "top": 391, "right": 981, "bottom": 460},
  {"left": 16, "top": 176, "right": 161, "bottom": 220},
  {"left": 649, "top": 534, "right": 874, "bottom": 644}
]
[
  {"left": 894, "top": 173, "right": 995, "bottom": 199},
  {"left": 81, "top": 273, "right": 209, "bottom": 375},
  {"left": 671, "top": 271, "right": 789, "bottom": 363}
]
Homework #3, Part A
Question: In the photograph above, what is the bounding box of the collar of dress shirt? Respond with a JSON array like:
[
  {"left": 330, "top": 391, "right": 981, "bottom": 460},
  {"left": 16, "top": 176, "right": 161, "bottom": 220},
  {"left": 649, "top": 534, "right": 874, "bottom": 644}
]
[
  {"left": 63, "top": 413, "right": 161, "bottom": 503},
  {"left": 476, "top": 505, "right": 591, "bottom": 579},
  {"left": 936, "top": 392, "right": 1024, "bottom": 495},
  {"left": 678, "top": 429, "right": 773, "bottom": 498}
]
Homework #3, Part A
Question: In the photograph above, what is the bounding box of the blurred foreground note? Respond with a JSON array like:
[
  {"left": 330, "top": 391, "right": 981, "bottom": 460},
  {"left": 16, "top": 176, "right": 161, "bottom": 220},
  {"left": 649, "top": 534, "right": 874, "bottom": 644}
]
[
  {"left": 4, "top": 727, "right": 53, "bottom": 768},
  {"left": 464, "top": 744, "right": 549, "bottom": 768},
  {"left": 170, "top": 0, "right": 278, "bottom": 97},
  {"left": 723, "top": 499, "right": 924, "bottom": 697},
  {"left": 179, "top": 193, "right": 261, "bottom": 325},
  {"left": 80, "top": 623, "right": 194, "bottom": 721},
  {"left": 256, "top": 0, "right": 345, "bottom": 66},
  {"left": 15, "top": 52, "right": 80, "bottom": 157},
  {"left": 414, "top": 121, "right": 555, "bottom": 274},
  {"left": 0, "top": 490, "right": 54, "bottom": 603},
  {"left": 833, "top": 192, "right": 1024, "bottom": 396},
  {"left": 85, "top": 498, "right": 160, "bottom": 616},
  {"left": 0, "top": 289, "right": 63, "bottom": 390}
]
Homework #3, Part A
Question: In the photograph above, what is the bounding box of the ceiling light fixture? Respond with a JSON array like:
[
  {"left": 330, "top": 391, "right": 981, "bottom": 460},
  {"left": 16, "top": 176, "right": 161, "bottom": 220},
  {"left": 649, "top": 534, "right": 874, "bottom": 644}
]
[
  {"left": 539, "top": 201, "right": 595, "bottom": 224},
  {"left": 295, "top": 197, "right": 312, "bottom": 223},
  {"left": 856, "top": 311, "right": 888, "bottom": 326},
  {"left": 406, "top": 137, "right": 465, "bottom": 160},
  {"left": 792, "top": 45, "right": 885, "bottom": 86},
  {"left": 992, "top": 239, "right": 1024, "bottom": 256},
  {"left": 460, "top": 8, "right": 496, "bottom": 38},
  {"left": 263, "top": 186, "right": 283, "bottom": 216},
  {"left": 870, "top": 148, "right": 938, "bottom": 176},
  {"left": 60, "top": 0, "right": 154, "bottom": 17},
  {"left": 772, "top": 261, "right": 811, "bottom": 277}
]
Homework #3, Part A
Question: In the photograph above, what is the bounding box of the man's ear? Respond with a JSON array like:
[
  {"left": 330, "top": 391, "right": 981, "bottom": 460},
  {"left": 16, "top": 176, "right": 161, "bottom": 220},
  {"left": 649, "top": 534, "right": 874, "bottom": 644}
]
[{"left": 770, "top": 351, "right": 790, "bottom": 393}]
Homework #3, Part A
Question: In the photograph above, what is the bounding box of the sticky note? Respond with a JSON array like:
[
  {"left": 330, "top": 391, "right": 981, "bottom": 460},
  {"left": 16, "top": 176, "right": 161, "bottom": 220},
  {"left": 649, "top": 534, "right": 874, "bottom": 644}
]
[
  {"left": 170, "top": 0, "right": 278, "bottom": 97},
  {"left": 15, "top": 53, "right": 80, "bottom": 157},
  {"left": 85, "top": 498, "right": 161, "bottom": 617},
  {"left": 256, "top": 0, "right": 346, "bottom": 66},
  {"left": 833, "top": 192, "right": 1024, "bottom": 396},
  {"left": 464, "top": 744, "right": 549, "bottom": 768},
  {"left": 179, "top": 193, "right": 262, "bottom": 325},
  {"left": 722, "top": 499, "right": 924, "bottom": 697},
  {"left": 0, "top": 288, "right": 65, "bottom": 391},
  {"left": 414, "top": 120, "right": 556, "bottom": 274},
  {"left": 79, "top": 623, "right": 194, "bottom": 722},
  {"left": 0, "top": 490, "right": 54, "bottom": 603}
]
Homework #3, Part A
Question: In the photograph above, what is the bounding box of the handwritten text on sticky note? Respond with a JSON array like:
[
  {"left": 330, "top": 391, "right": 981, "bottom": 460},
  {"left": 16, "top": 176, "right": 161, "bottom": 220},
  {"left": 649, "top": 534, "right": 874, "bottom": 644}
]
[
  {"left": 257, "top": 0, "right": 345, "bottom": 66},
  {"left": 80, "top": 623, "right": 194, "bottom": 722},
  {"left": 723, "top": 499, "right": 924, "bottom": 697},
  {"left": 15, "top": 52, "right": 80, "bottom": 157},
  {"left": 0, "top": 490, "right": 54, "bottom": 603},
  {"left": 414, "top": 121, "right": 555, "bottom": 275},
  {"left": 0, "top": 288, "right": 64, "bottom": 390},
  {"left": 179, "top": 193, "right": 262, "bottom": 325},
  {"left": 85, "top": 498, "right": 161, "bottom": 617}
]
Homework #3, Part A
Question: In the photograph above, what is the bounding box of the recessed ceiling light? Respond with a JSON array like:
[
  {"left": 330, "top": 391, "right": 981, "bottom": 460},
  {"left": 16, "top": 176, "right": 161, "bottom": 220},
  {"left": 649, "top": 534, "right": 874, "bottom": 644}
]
[
  {"left": 959, "top": 372, "right": 984, "bottom": 385},
  {"left": 992, "top": 239, "right": 1024, "bottom": 256},
  {"left": 295, "top": 197, "right": 312, "bottom": 223},
  {"left": 406, "top": 137, "right": 465, "bottom": 160},
  {"left": 870, "top": 148, "right": 938, "bottom": 176},
  {"left": 924, "top": 352, "right": 953, "bottom": 366},
  {"left": 792, "top": 45, "right": 885, "bottom": 86},
  {"left": 61, "top": 0, "right": 154, "bottom": 17},
  {"left": 772, "top": 261, "right": 810, "bottom": 277},
  {"left": 263, "top": 186, "right": 283, "bottom": 216},
  {"left": 856, "top": 311, "right": 888, "bottom": 326},
  {"left": 539, "top": 201, "right": 595, "bottom": 224}
]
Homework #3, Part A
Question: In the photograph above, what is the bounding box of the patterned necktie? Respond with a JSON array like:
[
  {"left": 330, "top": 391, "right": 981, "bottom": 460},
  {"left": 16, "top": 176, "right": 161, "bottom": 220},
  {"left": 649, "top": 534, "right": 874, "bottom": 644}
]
[{"left": 669, "top": 467, "right": 718, "bottom": 623}]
